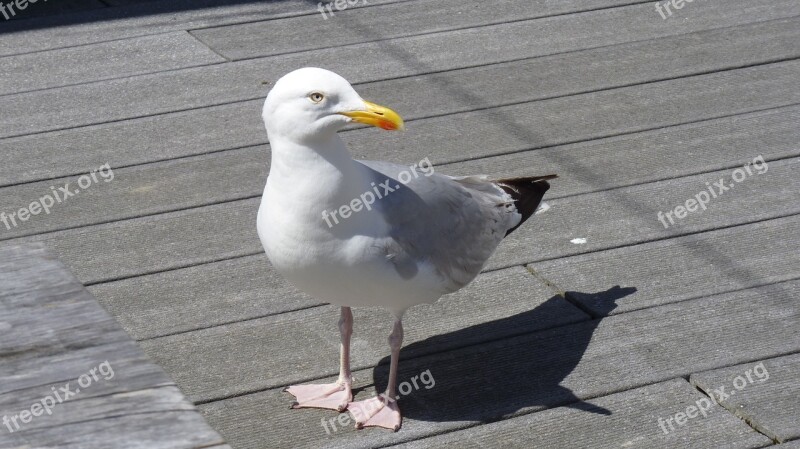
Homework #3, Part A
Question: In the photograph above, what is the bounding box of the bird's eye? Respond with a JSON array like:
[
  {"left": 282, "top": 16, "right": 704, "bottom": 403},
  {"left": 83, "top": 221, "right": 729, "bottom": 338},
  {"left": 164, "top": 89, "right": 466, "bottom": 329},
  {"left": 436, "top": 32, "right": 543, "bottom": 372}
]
[{"left": 309, "top": 92, "right": 325, "bottom": 103}]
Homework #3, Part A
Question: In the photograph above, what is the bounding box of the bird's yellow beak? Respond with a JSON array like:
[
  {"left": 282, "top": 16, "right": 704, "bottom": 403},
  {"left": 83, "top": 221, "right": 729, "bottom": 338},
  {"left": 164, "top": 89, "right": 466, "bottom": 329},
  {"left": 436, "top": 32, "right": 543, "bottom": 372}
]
[{"left": 339, "top": 101, "right": 405, "bottom": 131}]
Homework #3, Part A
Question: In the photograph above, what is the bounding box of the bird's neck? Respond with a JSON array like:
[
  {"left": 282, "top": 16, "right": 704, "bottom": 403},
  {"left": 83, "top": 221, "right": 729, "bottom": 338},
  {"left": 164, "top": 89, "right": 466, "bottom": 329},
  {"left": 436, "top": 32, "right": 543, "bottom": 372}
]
[
  {"left": 270, "top": 132, "right": 353, "bottom": 175},
  {"left": 265, "top": 133, "right": 377, "bottom": 229}
]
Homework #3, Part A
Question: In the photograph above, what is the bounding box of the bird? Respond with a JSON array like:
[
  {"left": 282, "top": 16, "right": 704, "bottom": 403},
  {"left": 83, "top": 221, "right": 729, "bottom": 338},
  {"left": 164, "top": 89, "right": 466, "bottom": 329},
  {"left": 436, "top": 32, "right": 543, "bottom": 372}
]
[{"left": 257, "top": 67, "right": 555, "bottom": 431}]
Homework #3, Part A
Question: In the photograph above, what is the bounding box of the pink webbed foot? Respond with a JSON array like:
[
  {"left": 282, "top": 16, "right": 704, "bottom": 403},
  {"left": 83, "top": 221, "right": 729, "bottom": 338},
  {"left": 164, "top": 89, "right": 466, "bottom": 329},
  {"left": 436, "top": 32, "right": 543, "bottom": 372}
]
[
  {"left": 348, "top": 395, "right": 402, "bottom": 431},
  {"left": 284, "top": 381, "right": 353, "bottom": 412}
]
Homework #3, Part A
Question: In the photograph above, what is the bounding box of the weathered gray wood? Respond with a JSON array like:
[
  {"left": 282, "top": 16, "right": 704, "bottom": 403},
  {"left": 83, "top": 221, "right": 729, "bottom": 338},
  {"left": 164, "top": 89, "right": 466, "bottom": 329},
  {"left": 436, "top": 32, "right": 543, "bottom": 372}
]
[
  {"left": 3, "top": 98, "right": 799, "bottom": 249},
  {"left": 395, "top": 380, "right": 770, "bottom": 449},
  {"left": 0, "top": 243, "right": 78, "bottom": 303},
  {"left": 190, "top": 0, "right": 644, "bottom": 60},
  {"left": 2, "top": 16, "right": 798, "bottom": 223},
  {"left": 67, "top": 146, "right": 800, "bottom": 342},
  {"left": 0, "top": 244, "right": 130, "bottom": 376},
  {"left": 193, "top": 0, "right": 800, "bottom": 60},
  {"left": 9, "top": 153, "right": 797, "bottom": 290},
  {"left": 145, "top": 218, "right": 800, "bottom": 404},
  {"left": 1, "top": 298, "right": 129, "bottom": 365},
  {"left": 690, "top": 354, "right": 800, "bottom": 443},
  {"left": 2, "top": 340, "right": 170, "bottom": 398},
  {"left": 2, "top": 15, "right": 798, "bottom": 186},
  {"left": 88, "top": 254, "right": 318, "bottom": 340},
  {"left": 1, "top": 0, "right": 797, "bottom": 446},
  {"left": 0, "top": 244, "right": 228, "bottom": 447},
  {"left": 0, "top": 31, "right": 225, "bottom": 95},
  {"left": 1, "top": 385, "right": 194, "bottom": 432},
  {"left": 0, "top": 0, "right": 397, "bottom": 56},
  {"left": 531, "top": 211, "right": 800, "bottom": 315},
  {"left": 197, "top": 278, "right": 800, "bottom": 448},
  {"left": 2, "top": 0, "right": 799, "bottom": 139},
  {"left": 139, "top": 267, "right": 587, "bottom": 401},
  {"left": 0, "top": 411, "right": 227, "bottom": 449},
  {"left": 440, "top": 104, "right": 800, "bottom": 199},
  {"left": 493, "top": 156, "right": 800, "bottom": 268}
]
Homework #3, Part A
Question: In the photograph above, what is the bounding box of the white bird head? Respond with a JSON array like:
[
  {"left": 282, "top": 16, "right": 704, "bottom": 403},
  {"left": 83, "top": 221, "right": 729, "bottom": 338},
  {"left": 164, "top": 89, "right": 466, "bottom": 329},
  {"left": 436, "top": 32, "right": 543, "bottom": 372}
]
[{"left": 262, "top": 67, "right": 404, "bottom": 143}]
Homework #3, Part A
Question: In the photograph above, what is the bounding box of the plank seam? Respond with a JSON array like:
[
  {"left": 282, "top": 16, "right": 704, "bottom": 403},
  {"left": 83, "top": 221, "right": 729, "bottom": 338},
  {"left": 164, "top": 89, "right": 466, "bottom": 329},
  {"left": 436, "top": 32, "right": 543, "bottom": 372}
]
[
  {"left": 26, "top": 192, "right": 794, "bottom": 295},
  {"left": 184, "top": 30, "right": 229, "bottom": 63},
  {"left": 197, "top": 0, "right": 654, "bottom": 62},
  {"left": 0, "top": 0, "right": 418, "bottom": 58},
  {"left": 12, "top": 409, "right": 219, "bottom": 438},
  {"left": 4, "top": 151, "right": 797, "bottom": 276},
  {"left": 3, "top": 15, "right": 798, "bottom": 140},
  {"left": 524, "top": 265, "right": 604, "bottom": 319},
  {"left": 191, "top": 296, "right": 595, "bottom": 405},
  {"left": 379, "top": 348, "right": 800, "bottom": 447},
  {"left": 2, "top": 67, "right": 798, "bottom": 192},
  {"left": 500, "top": 212, "right": 800, "bottom": 271},
  {"left": 690, "top": 383, "right": 780, "bottom": 444}
]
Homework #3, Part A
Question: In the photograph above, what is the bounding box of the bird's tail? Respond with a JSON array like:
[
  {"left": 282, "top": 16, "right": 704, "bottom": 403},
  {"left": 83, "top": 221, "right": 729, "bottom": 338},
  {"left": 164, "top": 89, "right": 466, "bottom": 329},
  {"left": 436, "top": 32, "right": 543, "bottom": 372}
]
[{"left": 496, "top": 174, "right": 557, "bottom": 236}]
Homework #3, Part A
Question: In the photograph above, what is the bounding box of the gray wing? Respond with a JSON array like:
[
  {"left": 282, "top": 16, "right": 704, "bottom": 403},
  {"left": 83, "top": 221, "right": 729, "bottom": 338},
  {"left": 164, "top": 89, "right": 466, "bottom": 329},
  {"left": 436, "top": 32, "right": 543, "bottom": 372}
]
[{"left": 357, "top": 160, "right": 520, "bottom": 293}]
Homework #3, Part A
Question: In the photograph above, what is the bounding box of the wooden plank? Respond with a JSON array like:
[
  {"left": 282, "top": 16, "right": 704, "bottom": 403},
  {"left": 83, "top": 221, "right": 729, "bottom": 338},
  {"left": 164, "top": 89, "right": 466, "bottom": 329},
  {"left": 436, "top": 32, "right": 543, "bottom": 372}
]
[
  {"left": 492, "top": 155, "right": 800, "bottom": 267},
  {"left": 0, "top": 0, "right": 397, "bottom": 57},
  {"left": 87, "top": 254, "right": 318, "bottom": 340},
  {"left": 531, "top": 204, "right": 800, "bottom": 316},
  {"left": 439, "top": 104, "right": 800, "bottom": 199},
  {"left": 139, "top": 267, "right": 587, "bottom": 401},
  {"left": 0, "top": 243, "right": 79, "bottom": 303},
  {"left": 190, "top": 0, "right": 644, "bottom": 60},
  {"left": 0, "top": 31, "right": 225, "bottom": 96},
  {"left": 1, "top": 298, "right": 129, "bottom": 367},
  {"left": 8, "top": 150, "right": 797, "bottom": 289},
  {"left": 690, "top": 353, "right": 800, "bottom": 443},
  {"left": 145, "top": 216, "right": 800, "bottom": 404},
  {"left": 352, "top": 59, "right": 800, "bottom": 167},
  {"left": 3, "top": 91, "right": 798, "bottom": 245},
  {"left": 2, "top": 15, "right": 798, "bottom": 185},
  {"left": 0, "top": 244, "right": 228, "bottom": 447},
  {"left": 2, "top": 0, "right": 798, "bottom": 139},
  {"left": 193, "top": 0, "right": 800, "bottom": 60},
  {"left": 197, "top": 277, "right": 800, "bottom": 447},
  {"left": 70, "top": 136, "right": 800, "bottom": 341},
  {"left": 0, "top": 411, "right": 227, "bottom": 449},
  {"left": 2, "top": 384, "right": 194, "bottom": 432},
  {"left": 2, "top": 340, "right": 169, "bottom": 397},
  {"left": 395, "top": 380, "right": 770, "bottom": 449},
  {"left": 0, "top": 244, "right": 130, "bottom": 375},
  {"left": 8, "top": 199, "right": 262, "bottom": 284}
]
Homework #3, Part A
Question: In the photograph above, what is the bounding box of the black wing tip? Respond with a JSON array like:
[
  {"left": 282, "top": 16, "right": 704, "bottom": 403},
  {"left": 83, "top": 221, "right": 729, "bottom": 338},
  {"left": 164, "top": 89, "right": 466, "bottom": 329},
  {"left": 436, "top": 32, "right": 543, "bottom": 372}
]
[{"left": 496, "top": 174, "right": 557, "bottom": 236}]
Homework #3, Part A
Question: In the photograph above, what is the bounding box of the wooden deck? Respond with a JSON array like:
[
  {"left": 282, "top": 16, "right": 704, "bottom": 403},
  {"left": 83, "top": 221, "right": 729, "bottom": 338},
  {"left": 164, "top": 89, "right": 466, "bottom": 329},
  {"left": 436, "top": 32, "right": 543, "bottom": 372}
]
[
  {"left": 0, "top": 244, "right": 229, "bottom": 448},
  {"left": 1, "top": 0, "right": 799, "bottom": 447}
]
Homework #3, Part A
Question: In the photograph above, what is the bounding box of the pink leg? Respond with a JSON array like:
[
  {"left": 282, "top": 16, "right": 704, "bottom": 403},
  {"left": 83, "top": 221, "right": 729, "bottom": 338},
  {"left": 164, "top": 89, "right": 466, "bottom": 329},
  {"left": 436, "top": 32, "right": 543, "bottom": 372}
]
[
  {"left": 348, "top": 317, "right": 403, "bottom": 431},
  {"left": 284, "top": 307, "right": 354, "bottom": 411}
]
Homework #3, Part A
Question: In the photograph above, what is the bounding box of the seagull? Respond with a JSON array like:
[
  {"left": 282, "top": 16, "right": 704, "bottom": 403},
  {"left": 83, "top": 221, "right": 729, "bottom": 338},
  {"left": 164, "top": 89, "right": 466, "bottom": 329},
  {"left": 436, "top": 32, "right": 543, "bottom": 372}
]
[{"left": 257, "top": 67, "right": 555, "bottom": 431}]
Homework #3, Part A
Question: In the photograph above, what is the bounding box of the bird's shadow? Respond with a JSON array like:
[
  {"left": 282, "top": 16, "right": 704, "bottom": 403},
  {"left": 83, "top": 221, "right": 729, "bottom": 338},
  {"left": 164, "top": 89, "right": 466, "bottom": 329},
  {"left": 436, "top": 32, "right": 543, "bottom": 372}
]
[{"left": 366, "top": 285, "right": 637, "bottom": 423}]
